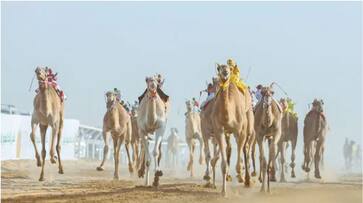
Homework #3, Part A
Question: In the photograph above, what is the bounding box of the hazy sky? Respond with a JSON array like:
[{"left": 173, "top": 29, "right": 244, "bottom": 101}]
[{"left": 1, "top": 2, "right": 362, "bottom": 167}]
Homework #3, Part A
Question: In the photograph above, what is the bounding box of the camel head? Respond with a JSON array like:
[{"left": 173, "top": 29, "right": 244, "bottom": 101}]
[
  {"left": 145, "top": 76, "right": 158, "bottom": 98},
  {"left": 261, "top": 86, "right": 274, "bottom": 108},
  {"left": 131, "top": 105, "right": 138, "bottom": 117},
  {"left": 35, "top": 66, "right": 47, "bottom": 81},
  {"left": 216, "top": 64, "right": 231, "bottom": 82},
  {"left": 185, "top": 100, "right": 192, "bottom": 112},
  {"left": 35, "top": 66, "right": 49, "bottom": 89},
  {"left": 261, "top": 86, "right": 274, "bottom": 127},
  {"left": 35, "top": 66, "right": 47, "bottom": 88},
  {"left": 105, "top": 91, "right": 117, "bottom": 107},
  {"left": 312, "top": 99, "right": 324, "bottom": 113},
  {"left": 280, "top": 98, "right": 288, "bottom": 111}
]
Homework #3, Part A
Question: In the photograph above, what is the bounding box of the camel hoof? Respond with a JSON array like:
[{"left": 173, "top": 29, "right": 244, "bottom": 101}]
[
  {"left": 204, "top": 182, "right": 214, "bottom": 188},
  {"left": 39, "top": 177, "right": 44, "bottom": 181},
  {"left": 50, "top": 158, "right": 57, "bottom": 164},
  {"left": 291, "top": 172, "right": 296, "bottom": 178},
  {"left": 221, "top": 191, "right": 227, "bottom": 197},
  {"left": 244, "top": 180, "right": 251, "bottom": 187},
  {"left": 305, "top": 167, "right": 311, "bottom": 173},
  {"left": 226, "top": 174, "right": 232, "bottom": 182},
  {"left": 128, "top": 163, "right": 134, "bottom": 173},
  {"left": 114, "top": 176, "right": 119, "bottom": 180},
  {"left": 138, "top": 169, "right": 144, "bottom": 178},
  {"left": 236, "top": 175, "right": 244, "bottom": 183},
  {"left": 258, "top": 177, "right": 262, "bottom": 183},
  {"left": 251, "top": 171, "right": 257, "bottom": 177},
  {"left": 315, "top": 171, "right": 321, "bottom": 179},
  {"left": 58, "top": 169, "right": 64, "bottom": 174},
  {"left": 96, "top": 166, "right": 104, "bottom": 171},
  {"left": 203, "top": 175, "right": 211, "bottom": 181},
  {"left": 155, "top": 170, "right": 163, "bottom": 177},
  {"left": 36, "top": 161, "right": 41, "bottom": 167},
  {"left": 153, "top": 173, "right": 161, "bottom": 188}
]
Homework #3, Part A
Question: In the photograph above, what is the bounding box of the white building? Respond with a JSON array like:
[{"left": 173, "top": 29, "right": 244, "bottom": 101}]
[{"left": 1, "top": 113, "right": 79, "bottom": 160}]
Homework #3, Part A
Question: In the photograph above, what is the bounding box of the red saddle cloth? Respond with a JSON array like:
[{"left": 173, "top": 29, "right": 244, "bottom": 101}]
[{"left": 200, "top": 100, "right": 211, "bottom": 111}]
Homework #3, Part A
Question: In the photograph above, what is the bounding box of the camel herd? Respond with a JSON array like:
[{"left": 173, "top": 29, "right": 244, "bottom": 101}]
[{"left": 30, "top": 64, "right": 328, "bottom": 196}]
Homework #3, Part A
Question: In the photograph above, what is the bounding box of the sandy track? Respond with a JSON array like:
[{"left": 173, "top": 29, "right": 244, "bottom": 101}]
[{"left": 1, "top": 160, "right": 362, "bottom": 203}]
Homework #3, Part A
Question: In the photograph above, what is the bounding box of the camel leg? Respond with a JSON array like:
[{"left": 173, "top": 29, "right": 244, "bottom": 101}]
[
  {"left": 142, "top": 134, "right": 151, "bottom": 186},
  {"left": 279, "top": 141, "right": 287, "bottom": 182},
  {"left": 226, "top": 135, "right": 232, "bottom": 182},
  {"left": 290, "top": 138, "right": 297, "bottom": 178},
  {"left": 125, "top": 142, "right": 134, "bottom": 174},
  {"left": 39, "top": 124, "right": 48, "bottom": 181},
  {"left": 251, "top": 138, "right": 257, "bottom": 177},
  {"left": 211, "top": 142, "right": 220, "bottom": 188},
  {"left": 187, "top": 140, "right": 194, "bottom": 177},
  {"left": 113, "top": 136, "right": 121, "bottom": 180},
  {"left": 152, "top": 124, "right": 165, "bottom": 187},
  {"left": 134, "top": 142, "right": 140, "bottom": 171},
  {"left": 235, "top": 135, "right": 244, "bottom": 183},
  {"left": 197, "top": 134, "right": 205, "bottom": 165},
  {"left": 257, "top": 135, "right": 266, "bottom": 192},
  {"left": 216, "top": 130, "right": 228, "bottom": 196},
  {"left": 189, "top": 143, "right": 195, "bottom": 177},
  {"left": 56, "top": 118, "right": 64, "bottom": 174},
  {"left": 30, "top": 120, "right": 41, "bottom": 167},
  {"left": 49, "top": 123, "right": 59, "bottom": 164},
  {"left": 268, "top": 132, "right": 281, "bottom": 192},
  {"left": 314, "top": 138, "right": 325, "bottom": 179},
  {"left": 203, "top": 137, "right": 212, "bottom": 183},
  {"left": 97, "top": 130, "right": 109, "bottom": 171},
  {"left": 243, "top": 135, "right": 251, "bottom": 187}
]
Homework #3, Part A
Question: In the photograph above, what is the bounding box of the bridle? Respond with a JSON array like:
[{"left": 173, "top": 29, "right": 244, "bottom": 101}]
[{"left": 147, "top": 88, "right": 157, "bottom": 99}]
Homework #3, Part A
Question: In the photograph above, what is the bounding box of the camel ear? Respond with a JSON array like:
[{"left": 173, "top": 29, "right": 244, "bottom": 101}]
[
  {"left": 216, "top": 63, "right": 221, "bottom": 72},
  {"left": 145, "top": 77, "right": 149, "bottom": 83},
  {"left": 321, "top": 99, "right": 324, "bottom": 105}
]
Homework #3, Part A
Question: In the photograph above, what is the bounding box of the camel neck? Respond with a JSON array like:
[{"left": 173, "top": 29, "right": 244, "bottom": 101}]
[
  {"left": 263, "top": 105, "right": 273, "bottom": 128},
  {"left": 38, "top": 87, "right": 52, "bottom": 116},
  {"left": 146, "top": 94, "right": 157, "bottom": 126},
  {"left": 219, "top": 84, "right": 231, "bottom": 122}
]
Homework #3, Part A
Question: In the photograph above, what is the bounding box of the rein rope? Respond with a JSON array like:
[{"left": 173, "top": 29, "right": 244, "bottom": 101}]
[{"left": 28, "top": 74, "right": 36, "bottom": 92}]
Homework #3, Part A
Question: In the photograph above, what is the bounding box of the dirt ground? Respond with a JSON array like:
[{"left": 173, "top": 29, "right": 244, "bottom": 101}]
[{"left": 1, "top": 160, "right": 362, "bottom": 203}]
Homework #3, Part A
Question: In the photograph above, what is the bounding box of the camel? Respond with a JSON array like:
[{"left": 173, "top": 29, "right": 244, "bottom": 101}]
[
  {"left": 211, "top": 64, "right": 254, "bottom": 196},
  {"left": 200, "top": 93, "right": 219, "bottom": 188},
  {"left": 130, "top": 105, "right": 141, "bottom": 171},
  {"left": 254, "top": 86, "right": 282, "bottom": 192},
  {"left": 302, "top": 99, "right": 327, "bottom": 179},
  {"left": 96, "top": 91, "right": 133, "bottom": 179},
  {"left": 137, "top": 76, "right": 168, "bottom": 187},
  {"left": 30, "top": 67, "right": 64, "bottom": 181},
  {"left": 167, "top": 128, "right": 179, "bottom": 169},
  {"left": 185, "top": 100, "right": 204, "bottom": 177},
  {"left": 275, "top": 98, "right": 298, "bottom": 181}
]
